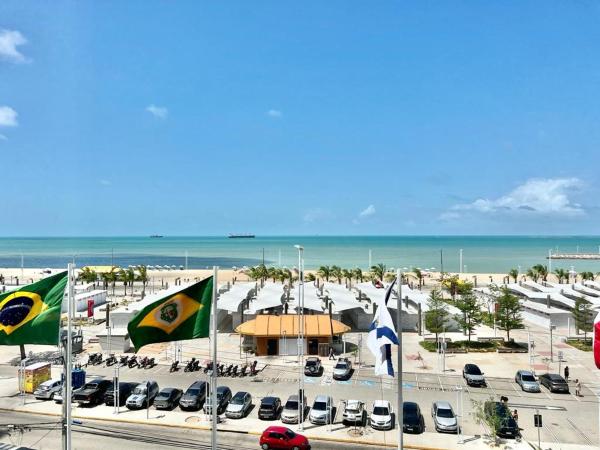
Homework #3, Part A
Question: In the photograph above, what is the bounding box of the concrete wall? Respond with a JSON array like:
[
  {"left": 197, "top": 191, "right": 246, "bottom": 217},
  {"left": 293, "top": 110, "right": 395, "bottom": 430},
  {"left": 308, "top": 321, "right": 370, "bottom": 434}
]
[{"left": 97, "top": 332, "right": 131, "bottom": 353}]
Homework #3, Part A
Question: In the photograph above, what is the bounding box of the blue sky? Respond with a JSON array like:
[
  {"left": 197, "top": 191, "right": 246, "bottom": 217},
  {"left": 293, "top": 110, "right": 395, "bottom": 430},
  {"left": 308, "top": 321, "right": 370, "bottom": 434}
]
[{"left": 2, "top": 1, "right": 600, "bottom": 236}]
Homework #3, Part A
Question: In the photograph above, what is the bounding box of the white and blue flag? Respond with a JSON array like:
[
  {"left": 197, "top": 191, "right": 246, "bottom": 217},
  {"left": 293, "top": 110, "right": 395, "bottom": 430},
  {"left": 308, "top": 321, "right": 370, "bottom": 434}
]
[{"left": 367, "top": 278, "right": 399, "bottom": 377}]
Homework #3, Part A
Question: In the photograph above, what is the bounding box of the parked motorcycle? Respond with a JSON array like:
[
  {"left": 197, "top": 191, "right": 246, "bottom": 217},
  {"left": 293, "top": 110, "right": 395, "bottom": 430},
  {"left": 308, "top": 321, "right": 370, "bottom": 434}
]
[
  {"left": 128, "top": 355, "right": 138, "bottom": 368},
  {"left": 231, "top": 365, "right": 239, "bottom": 377},
  {"left": 146, "top": 357, "right": 155, "bottom": 368},
  {"left": 225, "top": 364, "right": 233, "bottom": 377},
  {"left": 93, "top": 353, "right": 103, "bottom": 365},
  {"left": 218, "top": 363, "right": 225, "bottom": 376},
  {"left": 184, "top": 358, "right": 196, "bottom": 372},
  {"left": 170, "top": 361, "right": 179, "bottom": 373},
  {"left": 139, "top": 356, "right": 148, "bottom": 369},
  {"left": 119, "top": 355, "right": 129, "bottom": 366},
  {"left": 240, "top": 364, "right": 248, "bottom": 377},
  {"left": 105, "top": 354, "right": 117, "bottom": 366}
]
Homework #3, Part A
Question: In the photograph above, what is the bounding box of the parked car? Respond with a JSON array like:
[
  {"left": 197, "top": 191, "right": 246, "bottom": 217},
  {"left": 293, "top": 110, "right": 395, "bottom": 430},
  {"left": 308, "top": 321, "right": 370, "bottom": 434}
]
[
  {"left": 304, "top": 357, "right": 322, "bottom": 376},
  {"left": 258, "top": 396, "right": 282, "bottom": 420},
  {"left": 225, "top": 391, "right": 252, "bottom": 419},
  {"left": 403, "top": 402, "right": 425, "bottom": 434},
  {"left": 179, "top": 381, "right": 208, "bottom": 411},
  {"left": 104, "top": 382, "right": 138, "bottom": 407},
  {"left": 204, "top": 386, "right": 232, "bottom": 415},
  {"left": 332, "top": 358, "right": 352, "bottom": 380},
  {"left": 154, "top": 388, "right": 183, "bottom": 410},
  {"left": 370, "top": 400, "right": 393, "bottom": 431},
  {"left": 73, "top": 379, "right": 112, "bottom": 406},
  {"left": 342, "top": 399, "right": 366, "bottom": 426},
  {"left": 34, "top": 379, "right": 62, "bottom": 400},
  {"left": 539, "top": 373, "right": 570, "bottom": 393},
  {"left": 259, "top": 426, "right": 311, "bottom": 450},
  {"left": 126, "top": 380, "right": 159, "bottom": 410},
  {"left": 463, "top": 364, "right": 486, "bottom": 387},
  {"left": 281, "top": 394, "right": 307, "bottom": 424},
  {"left": 431, "top": 401, "right": 458, "bottom": 433},
  {"left": 515, "top": 370, "right": 541, "bottom": 393},
  {"left": 309, "top": 395, "right": 333, "bottom": 425},
  {"left": 484, "top": 401, "right": 520, "bottom": 438}
]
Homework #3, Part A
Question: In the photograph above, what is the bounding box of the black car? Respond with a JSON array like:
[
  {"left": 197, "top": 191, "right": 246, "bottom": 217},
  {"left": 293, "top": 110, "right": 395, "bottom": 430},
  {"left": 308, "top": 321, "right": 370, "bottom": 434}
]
[
  {"left": 179, "top": 381, "right": 208, "bottom": 411},
  {"left": 403, "top": 402, "right": 425, "bottom": 434},
  {"left": 104, "top": 382, "right": 138, "bottom": 407},
  {"left": 154, "top": 388, "right": 183, "bottom": 410},
  {"left": 538, "top": 373, "right": 570, "bottom": 393},
  {"left": 484, "top": 401, "right": 520, "bottom": 438},
  {"left": 463, "top": 364, "right": 486, "bottom": 387},
  {"left": 204, "top": 386, "right": 232, "bottom": 415},
  {"left": 73, "top": 379, "right": 112, "bottom": 406},
  {"left": 258, "top": 396, "right": 282, "bottom": 420},
  {"left": 304, "top": 357, "right": 322, "bottom": 376}
]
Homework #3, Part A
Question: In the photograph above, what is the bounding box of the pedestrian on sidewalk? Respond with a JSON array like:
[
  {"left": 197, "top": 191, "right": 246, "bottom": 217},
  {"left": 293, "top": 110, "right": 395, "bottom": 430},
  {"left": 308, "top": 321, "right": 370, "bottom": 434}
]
[
  {"left": 575, "top": 379, "right": 582, "bottom": 397},
  {"left": 512, "top": 409, "right": 519, "bottom": 423},
  {"left": 328, "top": 347, "right": 335, "bottom": 360},
  {"left": 564, "top": 365, "right": 569, "bottom": 382}
]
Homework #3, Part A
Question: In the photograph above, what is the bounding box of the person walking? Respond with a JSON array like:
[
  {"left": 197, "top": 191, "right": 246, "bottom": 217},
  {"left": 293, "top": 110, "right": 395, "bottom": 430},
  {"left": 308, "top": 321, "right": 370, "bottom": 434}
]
[
  {"left": 512, "top": 409, "right": 519, "bottom": 423},
  {"left": 575, "top": 379, "right": 582, "bottom": 397},
  {"left": 328, "top": 347, "right": 335, "bottom": 360},
  {"left": 564, "top": 365, "right": 570, "bottom": 382}
]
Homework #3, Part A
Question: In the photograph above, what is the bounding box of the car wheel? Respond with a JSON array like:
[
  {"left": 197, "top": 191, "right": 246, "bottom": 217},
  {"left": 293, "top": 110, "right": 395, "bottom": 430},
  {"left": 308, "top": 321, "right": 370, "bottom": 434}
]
[
  {"left": 292, "top": 447, "right": 300, "bottom": 450},
  {"left": 49, "top": 393, "right": 55, "bottom": 400},
  {"left": 261, "top": 444, "right": 269, "bottom": 450}
]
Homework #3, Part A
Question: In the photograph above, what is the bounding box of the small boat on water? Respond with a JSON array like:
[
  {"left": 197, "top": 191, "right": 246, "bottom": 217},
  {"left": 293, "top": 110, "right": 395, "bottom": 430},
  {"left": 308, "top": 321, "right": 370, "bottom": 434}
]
[
  {"left": 228, "top": 233, "right": 255, "bottom": 239},
  {"left": 149, "top": 235, "right": 164, "bottom": 238}
]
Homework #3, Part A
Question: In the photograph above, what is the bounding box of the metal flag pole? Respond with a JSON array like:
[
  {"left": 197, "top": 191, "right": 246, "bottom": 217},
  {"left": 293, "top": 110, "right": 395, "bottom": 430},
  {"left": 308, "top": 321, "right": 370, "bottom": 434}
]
[
  {"left": 294, "top": 245, "right": 304, "bottom": 431},
  {"left": 63, "top": 263, "right": 74, "bottom": 450},
  {"left": 211, "top": 266, "right": 218, "bottom": 450},
  {"left": 396, "top": 269, "right": 403, "bottom": 450}
]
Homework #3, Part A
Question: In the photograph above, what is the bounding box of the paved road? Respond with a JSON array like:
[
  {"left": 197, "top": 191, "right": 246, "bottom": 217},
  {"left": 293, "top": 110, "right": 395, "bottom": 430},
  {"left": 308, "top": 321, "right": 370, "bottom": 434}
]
[{"left": 0, "top": 410, "right": 359, "bottom": 450}]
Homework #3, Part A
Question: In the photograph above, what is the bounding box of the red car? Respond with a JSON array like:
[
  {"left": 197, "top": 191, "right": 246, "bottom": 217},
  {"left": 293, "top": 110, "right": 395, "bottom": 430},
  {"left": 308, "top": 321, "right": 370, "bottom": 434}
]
[{"left": 259, "top": 426, "right": 311, "bottom": 450}]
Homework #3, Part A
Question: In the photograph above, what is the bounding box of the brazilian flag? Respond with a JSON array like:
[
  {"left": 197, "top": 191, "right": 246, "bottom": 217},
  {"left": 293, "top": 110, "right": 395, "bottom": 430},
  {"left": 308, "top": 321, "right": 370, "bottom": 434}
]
[
  {"left": 0, "top": 271, "right": 68, "bottom": 346},
  {"left": 127, "top": 276, "right": 213, "bottom": 352}
]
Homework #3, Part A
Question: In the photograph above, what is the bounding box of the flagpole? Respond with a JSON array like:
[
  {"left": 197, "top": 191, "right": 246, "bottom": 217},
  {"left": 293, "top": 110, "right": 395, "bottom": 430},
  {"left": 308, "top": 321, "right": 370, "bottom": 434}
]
[
  {"left": 396, "top": 269, "right": 403, "bottom": 450},
  {"left": 211, "top": 266, "right": 218, "bottom": 450},
  {"left": 63, "top": 263, "right": 74, "bottom": 450}
]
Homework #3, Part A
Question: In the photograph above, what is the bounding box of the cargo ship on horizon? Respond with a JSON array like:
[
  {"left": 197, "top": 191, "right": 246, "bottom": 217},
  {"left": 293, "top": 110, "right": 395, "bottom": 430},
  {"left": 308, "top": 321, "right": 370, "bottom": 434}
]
[{"left": 228, "top": 233, "right": 255, "bottom": 239}]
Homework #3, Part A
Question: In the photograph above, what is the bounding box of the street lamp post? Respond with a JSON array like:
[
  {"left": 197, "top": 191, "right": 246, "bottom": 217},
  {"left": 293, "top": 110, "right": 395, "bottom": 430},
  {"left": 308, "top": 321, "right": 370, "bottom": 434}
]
[
  {"left": 294, "top": 245, "right": 305, "bottom": 431},
  {"left": 549, "top": 323, "right": 556, "bottom": 363}
]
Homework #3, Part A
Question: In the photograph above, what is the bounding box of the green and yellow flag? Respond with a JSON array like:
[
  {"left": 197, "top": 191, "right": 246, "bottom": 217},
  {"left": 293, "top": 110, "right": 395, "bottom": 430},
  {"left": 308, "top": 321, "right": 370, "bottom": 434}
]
[
  {"left": 127, "top": 276, "right": 213, "bottom": 351},
  {"left": 0, "top": 271, "right": 68, "bottom": 346}
]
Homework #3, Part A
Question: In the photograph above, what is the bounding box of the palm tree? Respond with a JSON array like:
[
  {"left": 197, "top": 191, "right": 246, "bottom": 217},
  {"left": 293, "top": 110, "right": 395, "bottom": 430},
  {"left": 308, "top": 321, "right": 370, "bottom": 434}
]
[
  {"left": 268, "top": 267, "right": 281, "bottom": 283},
  {"left": 526, "top": 267, "right": 539, "bottom": 282},
  {"left": 306, "top": 273, "right": 316, "bottom": 282},
  {"left": 330, "top": 265, "right": 343, "bottom": 284},
  {"left": 119, "top": 268, "right": 136, "bottom": 296},
  {"left": 508, "top": 268, "right": 519, "bottom": 283},
  {"left": 411, "top": 267, "right": 424, "bottom": 288},
  {"left": 78, "top": 267, "right": 97, "bottom": 284},
  {"left": 102, "top": 271, "right": 117, "bottom": 296},
  {"left": 352, "top": 268, "right": 364, "bottom": 283},
  {"left": 318, "top": 265, "right": 332, "bottom": 282},
  {"left": 137, "top": 265, "right": 148, "bottom": 299},
  {"left": 532, "top": 264, "right": 548, "bottom": 282},
  {"left": 442, "top": 275, "right": 460, "bottom": 300},
  {"left": 580, "top": 271, "right": 595, "bottom": 282},
  {"left": 370, "top": 263, "right": 386, "bottom": 282},
  {"left": 553, "top": 268, "right": 568, "bottom": 284},
  {"left": 342, "top": 269, "right": 353, "bottom": 285}
]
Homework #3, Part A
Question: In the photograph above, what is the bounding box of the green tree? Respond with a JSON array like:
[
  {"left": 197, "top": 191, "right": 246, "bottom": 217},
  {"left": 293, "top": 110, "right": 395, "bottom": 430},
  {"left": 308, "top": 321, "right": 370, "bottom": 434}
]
[
  {"left": 471, "top": 397, "right": 503, "bottom": 445},
  {"left": 532, "top": 264, "right": 548, "bottom": 282},
  {"left": 493, "top": 286, "right": 523, "bottom": 341},
  {"left": 425, "top": 288, "right": 449, "bottom": 342},
  {"left": 370, "top": 263, "right": 386, "bottom": 282},
  {"left": 318, "top": 265, "right": 331, "bottom": 282},
  {"left": 136, "top": 265, "right": 148, "bottom": 299},
  {"left": 352, "top": 268, "right": 364, "bottom": 283},
  {"left": 102, "top": 271, "right": 117, "bottom": 296},
  {"left": 306, "top": 272, "right": 316, "bottom": 282},
  {"left": 410, "top": 267, "right": 424, "bottom": 289},
  {"left": 119, "top": 267, "right": 136, "bottom": 296},
  {"left": 508, "top": 268, "right": 519, "bottom": 283},
  {"left": 78, "top": 267, "right": 97, "bottom": 284},
  {"left": 526, "top": 267, "right": 539, "bottom": 282},
  {"left": 455, "top": 292, "right": 483, "bottom": 343},
  {"left": 442, "top": 275, "right": 461, "bottom": 300},
  {"left": 330, "top": 265, "right": 343, "bottom": 283},
  {"left": 553, "top": 268, "right": 568, "bottom": 284},
  {"left": 572, "top": 298, "right": 593, "bottom": 341},
  {"left": 342, "top": 268, "right": 353, "bottom": 284},
  {"left": 580, "top": 271, "right": 595, "bottom": 282},
  {"left": 267, "top": 266, "right": 281, "bottom": 282}
]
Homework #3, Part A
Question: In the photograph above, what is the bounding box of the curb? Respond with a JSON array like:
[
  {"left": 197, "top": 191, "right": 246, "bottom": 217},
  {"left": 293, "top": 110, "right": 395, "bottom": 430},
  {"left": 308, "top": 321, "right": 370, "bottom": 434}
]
[{"left": 0, "top": 406, "right": 458, "bottom": 450}]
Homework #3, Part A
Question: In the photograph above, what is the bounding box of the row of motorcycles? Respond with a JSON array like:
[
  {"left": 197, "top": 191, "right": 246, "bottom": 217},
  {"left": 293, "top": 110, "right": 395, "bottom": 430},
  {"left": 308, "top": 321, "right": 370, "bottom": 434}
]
[
  {"left": 87, "top": 353, "right": 156, "bottom": 369},
  {"left": 171, "top": 358, "right": 258, "bottom": 377}
]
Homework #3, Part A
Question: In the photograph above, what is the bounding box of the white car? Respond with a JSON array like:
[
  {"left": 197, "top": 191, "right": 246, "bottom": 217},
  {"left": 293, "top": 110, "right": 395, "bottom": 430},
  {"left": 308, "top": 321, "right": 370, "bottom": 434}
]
[
  {"left": 34, "top": 379, "right": 62, "bottom": 400},
  {"left": 309, "top": 395, "right": 333, "bottom": 425},
  {"left": 370, "top": 400, "right": 393, "bottom": 430},
  {"left": 342, "top": 399, "right": 365, "bottom": 426}
]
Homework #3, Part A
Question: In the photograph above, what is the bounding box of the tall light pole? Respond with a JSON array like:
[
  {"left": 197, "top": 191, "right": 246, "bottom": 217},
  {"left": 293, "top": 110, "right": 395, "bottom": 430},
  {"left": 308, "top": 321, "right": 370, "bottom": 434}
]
[
  {"left": 459, "top": 249, "right": 463, "bottom": 274},
  {"left": 396, "top": 269, "right": 403, "bottom": 450},
  {"left": 294, "top": 245, "right": 305, "bottom": 431}
]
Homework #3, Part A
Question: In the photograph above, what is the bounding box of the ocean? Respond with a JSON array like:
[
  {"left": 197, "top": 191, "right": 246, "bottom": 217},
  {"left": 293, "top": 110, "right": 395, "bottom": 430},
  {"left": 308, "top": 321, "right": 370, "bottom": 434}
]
[{"left": 1, "top": 236, "right": 600, "bottom": 273}]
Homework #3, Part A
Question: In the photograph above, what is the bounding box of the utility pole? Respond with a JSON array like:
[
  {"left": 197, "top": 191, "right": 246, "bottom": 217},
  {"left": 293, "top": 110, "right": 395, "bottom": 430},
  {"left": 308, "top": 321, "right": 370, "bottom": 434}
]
[{"left": 396, "top": 269, "right": 403, "bottom": 450}]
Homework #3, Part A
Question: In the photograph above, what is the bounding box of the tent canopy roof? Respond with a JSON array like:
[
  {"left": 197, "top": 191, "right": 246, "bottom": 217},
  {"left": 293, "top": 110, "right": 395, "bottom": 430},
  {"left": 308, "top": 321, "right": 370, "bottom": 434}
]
[{"left": 235, "top": 314, "right": 350, "bottom": 337}]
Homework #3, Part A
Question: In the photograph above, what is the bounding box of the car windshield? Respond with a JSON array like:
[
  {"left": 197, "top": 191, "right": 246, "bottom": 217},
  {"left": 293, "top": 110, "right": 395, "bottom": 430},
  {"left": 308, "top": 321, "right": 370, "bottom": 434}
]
[
  {"left": 83, "top": 383, "right": 98, "bottom": 389},
  {"left": 261, "top": 403, "right": 274, "bottom": 410},
  {"left": 186, "top": 388, "right": 200, "bottom": 395},
  {"left": 467, "top": 366, "right": 481, "bottom": 375},
  {"left": 156, "top": 393, "right": 169, "bottom": 399},
  {"left": 133, "top": 387, "right": 146, "bottom": 395},
  {"left": 373, "top": 406, "right": 389, "bottom": 415},
  {"left": 284, "top": 430, "right": 296, "bottom": 439},
  {"left": 521, "top": 374, "right": 536, "bottom": 382},
  {"left": 313, "top": 401, "right": 327, "bottom": 411},
  {"left": 286, "top": 401, "right": 298, "bottom": 410},
  {"left": 437, "top": 408, "right": 454, "bottom": 418},
  {"left": 231, "top": 395, "right": 245, "bottom": 405},
  {"left": 335, "top": 362, "right": 348, "bottom": 369}
]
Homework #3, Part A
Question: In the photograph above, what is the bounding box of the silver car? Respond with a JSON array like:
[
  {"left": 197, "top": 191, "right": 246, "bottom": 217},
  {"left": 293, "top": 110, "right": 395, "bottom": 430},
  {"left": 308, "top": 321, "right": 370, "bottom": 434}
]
[
  {"left": 281, "top": 394, "right": 307, "bottom": 424},
  {"left": 225, "top": 391, "right": 252, "bottom": 419},
  {"left": 515, "top": 370, "right": 541, "bottom": 392},
  {"left": 332, "top": 358, "right": 352, "bottom": 380},
  {"left": 431, "top": 401, "right": 458, "bottom": 433},
  {"left": 309, "top": 395, "right": 333, "bottom": 425},
  {"left": 34, "top": 379, "right": 62, "bottom": 400}
]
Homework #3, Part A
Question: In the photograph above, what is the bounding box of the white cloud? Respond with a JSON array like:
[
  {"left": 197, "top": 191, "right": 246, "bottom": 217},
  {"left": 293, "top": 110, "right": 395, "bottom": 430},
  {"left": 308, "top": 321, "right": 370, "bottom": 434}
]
[
  {"left": 303, "top": 208, "right": 333, "bottom": 223},
  {"left": 100, "top": 179, "right": 111, "bottom": 186},
  {"left": 0, "top": 106, "right": 18, "bottom": 127},
  {"left": 445, "top": 178, "right": 584, "bottom": 218},
  {"left": 146, "top": 104, "right": 168, "bottom": 119},
  {"left": 0, "top": 29, "right": 29, "bottom": 64},
  {"left": 359, "top": 204, "right": 376, "bottom": 217},
  {"left": 267, "top": 109, "right": 282, "bottom": 118}
]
